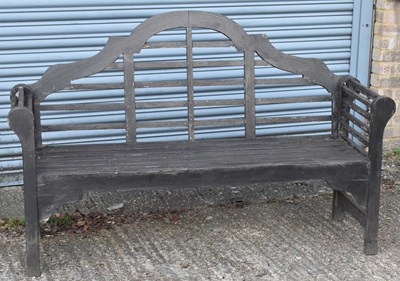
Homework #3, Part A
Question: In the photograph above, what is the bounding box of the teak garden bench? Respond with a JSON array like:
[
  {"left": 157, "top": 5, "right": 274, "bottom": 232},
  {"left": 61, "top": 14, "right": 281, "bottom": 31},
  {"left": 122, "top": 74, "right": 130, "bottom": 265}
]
[{"left": 8, "top": 11, "right": 395, "bottom": 276}]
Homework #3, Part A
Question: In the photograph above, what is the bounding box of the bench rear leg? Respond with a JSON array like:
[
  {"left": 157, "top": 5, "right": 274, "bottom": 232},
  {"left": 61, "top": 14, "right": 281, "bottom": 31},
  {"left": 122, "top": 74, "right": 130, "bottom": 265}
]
[
  {"left": 332, "top": 190, "right": 346, "bottom": 221},
  {"left": 330, "top": 180, "right": 380, "bottom": 255}
]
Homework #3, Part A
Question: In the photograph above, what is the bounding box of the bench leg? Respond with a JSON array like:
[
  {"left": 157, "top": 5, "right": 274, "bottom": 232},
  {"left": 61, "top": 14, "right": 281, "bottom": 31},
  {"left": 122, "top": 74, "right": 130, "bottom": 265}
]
[
  {"left": 332, "top": 190, "right": 346, "bottom": 222},
  {"left": 24, "top": 169, "right": 41, "bottom": 276},
  {"left": 25, "top": 210, "right": 40, "bottom": 277},
  {"left": 363, "top": 182, "right": 380, "bottom": 255}
]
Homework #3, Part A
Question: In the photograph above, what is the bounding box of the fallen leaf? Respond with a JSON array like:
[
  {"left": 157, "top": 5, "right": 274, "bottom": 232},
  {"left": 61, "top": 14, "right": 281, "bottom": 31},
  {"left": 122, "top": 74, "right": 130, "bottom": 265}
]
[{"left": 77, "top": 220, "right": 86, "bottom": 227}]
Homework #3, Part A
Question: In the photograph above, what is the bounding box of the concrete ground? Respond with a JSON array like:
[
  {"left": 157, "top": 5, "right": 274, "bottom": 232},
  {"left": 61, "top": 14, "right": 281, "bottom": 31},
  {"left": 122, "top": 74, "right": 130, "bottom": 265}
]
[{"left": 1, "top": 187, "right": 399, "bottom": 281}]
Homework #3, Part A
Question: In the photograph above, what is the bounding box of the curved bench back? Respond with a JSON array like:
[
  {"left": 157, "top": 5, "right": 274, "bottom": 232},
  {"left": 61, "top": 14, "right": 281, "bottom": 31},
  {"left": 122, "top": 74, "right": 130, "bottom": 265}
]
[{"left": 29, "top": 10, "right": 341, "bottom": 146}]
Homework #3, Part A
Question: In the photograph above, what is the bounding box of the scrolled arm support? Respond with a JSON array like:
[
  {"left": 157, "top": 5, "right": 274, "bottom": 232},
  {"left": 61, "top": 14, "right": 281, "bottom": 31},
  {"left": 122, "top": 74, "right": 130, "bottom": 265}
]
[
  {"left": 368, "top": 95, "right": 396, "bottom": 178},
  {"left": 336, "top": 76, "right": 396, "bottom": 156},
  {"left": 8, "top": 85, "right": 36, "bottom": 151},
  {"left": 369, "top": 96, "right": 396, "bottom": 140}
]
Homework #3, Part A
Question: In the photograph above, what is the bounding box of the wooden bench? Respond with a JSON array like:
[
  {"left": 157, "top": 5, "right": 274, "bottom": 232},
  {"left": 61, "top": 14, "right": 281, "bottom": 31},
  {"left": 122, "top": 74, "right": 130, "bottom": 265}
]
[{"left": 8, "top": 11, "right": 396, "bottom": 277}]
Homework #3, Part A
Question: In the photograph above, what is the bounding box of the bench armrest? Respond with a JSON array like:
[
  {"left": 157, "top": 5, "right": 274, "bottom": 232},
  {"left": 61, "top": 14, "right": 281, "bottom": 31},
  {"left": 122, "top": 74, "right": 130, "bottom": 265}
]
[
  {"left": 8, "top": 85, "right": 36, "bottom": 151},
  {"left": 338, "top": 76, "right": 396, "bottom": 158}
]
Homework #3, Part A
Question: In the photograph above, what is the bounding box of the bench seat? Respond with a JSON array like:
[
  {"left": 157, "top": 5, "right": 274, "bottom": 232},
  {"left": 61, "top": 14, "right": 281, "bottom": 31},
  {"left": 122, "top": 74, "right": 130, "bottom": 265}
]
[{"left": 36, "top": 136, "right": 368, "bottom": 217}]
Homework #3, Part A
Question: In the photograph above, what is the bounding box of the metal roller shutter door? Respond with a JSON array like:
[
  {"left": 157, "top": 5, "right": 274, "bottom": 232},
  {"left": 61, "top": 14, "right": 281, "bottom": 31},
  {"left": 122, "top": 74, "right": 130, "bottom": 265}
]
[{"left": 0, "top": 0, "right": 372, "bottom": 187}]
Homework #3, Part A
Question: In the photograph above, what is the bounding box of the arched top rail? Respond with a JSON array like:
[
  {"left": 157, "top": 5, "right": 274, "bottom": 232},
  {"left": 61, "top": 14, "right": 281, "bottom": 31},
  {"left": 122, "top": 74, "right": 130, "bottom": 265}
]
[
  {"left": 31, "top": 10, "right": 341, "bottom": 100},
  {"left": 126, "top": 10, "right": 250, "bottom": 53}
]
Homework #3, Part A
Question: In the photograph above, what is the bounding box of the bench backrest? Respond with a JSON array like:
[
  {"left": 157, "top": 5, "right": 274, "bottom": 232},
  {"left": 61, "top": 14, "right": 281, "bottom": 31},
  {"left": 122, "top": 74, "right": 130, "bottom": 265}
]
[{"left": 29, "top": 10, "right": 341, "bottom": 146}]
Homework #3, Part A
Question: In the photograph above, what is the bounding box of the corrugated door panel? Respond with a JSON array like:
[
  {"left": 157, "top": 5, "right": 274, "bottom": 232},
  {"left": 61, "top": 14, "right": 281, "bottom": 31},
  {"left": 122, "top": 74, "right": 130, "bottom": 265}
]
[{"left": 0, "top": 0, "right": 359, "bottom": 186}]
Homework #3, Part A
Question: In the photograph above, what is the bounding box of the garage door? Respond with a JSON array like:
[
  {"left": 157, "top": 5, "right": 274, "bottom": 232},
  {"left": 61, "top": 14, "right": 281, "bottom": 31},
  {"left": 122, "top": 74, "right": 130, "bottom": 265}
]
[{"left": 0, "top": 0, "right": 373, "bottom": 186}]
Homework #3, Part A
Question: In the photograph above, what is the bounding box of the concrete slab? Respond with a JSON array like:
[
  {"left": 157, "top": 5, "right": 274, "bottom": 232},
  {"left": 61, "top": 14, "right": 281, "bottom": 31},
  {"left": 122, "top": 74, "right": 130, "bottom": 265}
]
[
  {"left": 1, "top": 189, "right": 399, "bottom": 281},
  {"left": 0, "top": 186, "right": 24, "bottom": 218}
]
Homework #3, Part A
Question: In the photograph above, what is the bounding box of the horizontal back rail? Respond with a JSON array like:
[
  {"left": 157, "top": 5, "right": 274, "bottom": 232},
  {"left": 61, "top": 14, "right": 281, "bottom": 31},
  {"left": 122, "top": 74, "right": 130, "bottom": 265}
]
[
  {"left": 143, "top": 40, "right": 235, "bottom": 49},
  {"left": 42, "top": 123, "right": 125, "bottom": 131},
  {"left": 110, "top": 60, "right": 270, "bottom": 70}
]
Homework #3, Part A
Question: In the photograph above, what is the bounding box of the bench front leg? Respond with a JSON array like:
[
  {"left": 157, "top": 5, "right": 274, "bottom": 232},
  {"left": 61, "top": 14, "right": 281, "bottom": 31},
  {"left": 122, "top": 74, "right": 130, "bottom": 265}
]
[
  {"left": 364, "top": 96, "right": 396, "bottom": 255},
  {"left": 336, "top": 77, "right": 396, "bottom": 255},
  {"left": 8, "top": 85, "right": 41, "bottom": 276},
  {"left": 22, "top": 151, "right": 40, "bottom": 276}
]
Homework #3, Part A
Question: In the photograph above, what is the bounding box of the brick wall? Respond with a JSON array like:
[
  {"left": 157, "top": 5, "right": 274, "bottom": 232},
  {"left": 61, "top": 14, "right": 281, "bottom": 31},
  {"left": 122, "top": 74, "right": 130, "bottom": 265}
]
[{"left": 371, "top": 0, "right": 400, "bottom": 149}]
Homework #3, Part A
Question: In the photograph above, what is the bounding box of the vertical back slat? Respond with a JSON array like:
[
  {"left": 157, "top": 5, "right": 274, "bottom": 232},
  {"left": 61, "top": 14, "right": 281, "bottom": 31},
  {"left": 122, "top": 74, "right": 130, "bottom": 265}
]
[
  {"left": 34, "top": 100, "right": 43, "bottom": 148},
  {"left": 123, "top": 53, "right": 136, "bottom": 143},
  {"left": 186, "top": 27, "right": 195, "bottom": 141},
  {"left": 244, "top": 50, "right": 255, "bottom": 139}
]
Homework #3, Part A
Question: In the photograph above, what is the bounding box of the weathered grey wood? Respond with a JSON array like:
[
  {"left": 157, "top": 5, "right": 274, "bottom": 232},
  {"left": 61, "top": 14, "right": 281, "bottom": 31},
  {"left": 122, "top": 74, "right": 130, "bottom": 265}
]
[
  {"left": 194, "top": 60, "right": 243, "bottom": 67},
  {"left": 144, "top": 41, "right": 186, "bottom": 49},
  {"left": 35, "top": 136, "right": 369, "bottom": 218},
  {"left": 342, "top": 86, "right": 371, "bottom": 106},
  {"left": 35, "top": 11, "right": 342, "bottom": 101},
  {"left": 328, "top": 180, "right": 368, "bottom": 206},
  {"left": 346, "top": 78, "right": 379, "bottom": 99},
  {"left": 137, "top": 118, "right": 244, "bottom": 128},
  {"left": 255, "top": 77, "right": 310, "bottom": 85},
  {"left": 8, "top": 11, "right": 397, "bottom": 276},
  {"left": 334, "top": 190, "right": 366, "bottom": 227},
  {"left": 194, "top": 99, "right": 243, "bottom": 106},
  {"left": 332, "top": 190, "right": 346, "bottom": 221},
  {"left": 340, "top": 133, "right": 368, "bottom": 156},
  {"left": 35, "top": 137, "right": 367, "bottom": 171},
  {"left": 17, "top": 86, "right": 25, "bottom": 107},
  {"left": 195, "top": 118, "right": 244, "bottom": 126},
  {"left": 40, "top": 102, "right": 125, "bottom": 111},
  {"left": 342, "top": 111, "right": 370, "bottom": 133},
  {"left": 70, "top": 83, "right": 124, "bottom": 90},
  {"left": 123, "top": 53, "right": 136, "bottom": 143},
  {"left": 36, "top": 135, "right": 339, "bottom": 154},
  {"left": 67, "top": 78, "right": 249, "bottom": 90},
  {"left": 31, "top": 11, "right": 343, "bottom": 101},
  {"left": 194, "top": 79, "right": 244, "bottom": 86},
  {"left": 8, "top": 86, "right": 41, "bottom": 277},
  {"left": 256, "top": 115, "right": 331, "bottom": 124},
  {"left": 331, "top": 75, "right": 346, "bottom": 138},
  {"left": 256, "top": 95, "right": 331, "bottom": 105},
  {"left": 21, "top": 149, "right": 41, "bottom": 277},
  {"left": 364, "top": 96, "right": 396, "bottom": 254},
  {"left": 244, "top": 51, "right": 255, "bottom": 139},
  {"left": 258, "top": 129, "right": 331, "bottom": 137},
  {"left": 136, "top": 80, "right": 187, "bottom": 88},
  {"left": 340, "top": 121, "right": 369, "bottom": 146},
  {"left": 186, "top": 27, "right": 195, "bottom": 141},
  {"left": 94, "top": 78, "right": 246, "bottom": 89},
  {"left": 251, "top": 34, "right": 341, "bottom": 93},
  {"left": 33, "top": 99, "right": 43, "bottom": 148},
  {"left": 136, "top": 101, "right": 188, "bottom": 108},
  {"left": 136, "top": 61, "right": 187, "bottom": 69},
  {"left": 143, "top": 40, "right": 236, "bottom": 49},
  {"left": 343, "top": 99, "right": 371, "bottom": 119},
  {"left": 130, "top": 59, "right": 268, "bottom": 70},
  {"left": 42, "top": 123, "right": 125, "bottom": 131},
  {"left": 82, "top": 77, "right": 311, "bottom": 90},
  {"left": 137, "top": 120, "right": 188, "bottom": 128},
  {"left": 193, "top": 40, "right": 234, "bottom": 48},
  {"left": 136, "top": 78, "right": 245, "bottom": 88}
]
